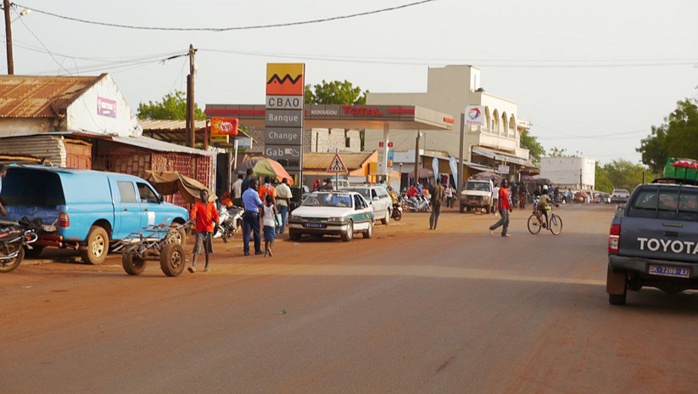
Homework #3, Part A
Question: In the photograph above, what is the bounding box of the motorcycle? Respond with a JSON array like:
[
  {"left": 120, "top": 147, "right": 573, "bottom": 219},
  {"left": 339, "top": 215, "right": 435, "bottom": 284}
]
[
  {"left": 0, "top": 217, "right": 41, "bottom": 273},
  {"left": 402, "top": 193, "right": 431, "bottom": 213},
  {"left": 391, "top": 198, "right": 403, "bottom": 221},
  {"left": 214, "top": 205, "right": 243, "bottom": 243}
]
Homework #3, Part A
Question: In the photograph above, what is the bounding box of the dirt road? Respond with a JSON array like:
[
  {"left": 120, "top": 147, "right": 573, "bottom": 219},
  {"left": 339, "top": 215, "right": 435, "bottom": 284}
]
[{"left": 2, "top": 204, "right": 696, "bottom": 393}]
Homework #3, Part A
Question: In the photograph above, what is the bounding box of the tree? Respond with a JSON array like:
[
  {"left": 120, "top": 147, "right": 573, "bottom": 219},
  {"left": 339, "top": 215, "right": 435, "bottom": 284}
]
[
  {"left": 519, "top": 130, "right": 545, "bottom": 166},
  {"left": 637, "top": 99, "right": 698, "bottom": 175},
  {"left": 603, "top": 159, "right": 646, "bottom": 192},
  {"left": 305, "top": 80, "right": 369, "bottom": 150},
  {"left": 547, "top": 147, "right": 582, "bottom": 158},
  {"left": 137, "top": 90, "right": 205, "bottom": 120},
  {"left": 594, "top": 162, "right": 613, "bottom": 193},
  {"left": 304, "top": 80, "right": 368, "bottom": 105}
]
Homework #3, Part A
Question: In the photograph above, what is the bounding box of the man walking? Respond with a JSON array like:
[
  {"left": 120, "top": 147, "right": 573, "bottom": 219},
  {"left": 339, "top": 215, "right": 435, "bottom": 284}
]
[
  {"left": 429, "top": 178, "right": 445, "bottom": 230},
  {"left": 242, "top": 178, "right": 264, "bottom": 256},
  {"left": 275, "top": 178, "right": 293, "bottom": 234},
  {"left": 489, "top": 179, "right": 512, "bottom": 237},
  {"left": 188, "top": 189, "right": 219, "bottom": 273}
]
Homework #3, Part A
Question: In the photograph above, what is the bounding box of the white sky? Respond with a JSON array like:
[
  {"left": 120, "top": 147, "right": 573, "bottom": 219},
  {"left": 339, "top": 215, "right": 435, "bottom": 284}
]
[{"left": 4, "top": 0, "right": 697, "bottom": 165}]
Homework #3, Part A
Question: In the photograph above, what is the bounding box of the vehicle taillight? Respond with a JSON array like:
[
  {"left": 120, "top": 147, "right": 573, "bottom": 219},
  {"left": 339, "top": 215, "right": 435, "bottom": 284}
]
[
  {"left": 58, "top": 212, "right": 70, "bottom": 228},
  {"left": 608, "top": 223, "right": 620, "bottom": 253}
]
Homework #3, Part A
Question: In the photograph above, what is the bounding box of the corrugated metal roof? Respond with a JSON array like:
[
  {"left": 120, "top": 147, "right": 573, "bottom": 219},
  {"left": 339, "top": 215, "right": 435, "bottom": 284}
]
[
  {"left": 0, "top": 74, "right": 106, "bottom": 118},
  {"left": 140, "top": 119, "right": 253, "bottom": 146}
]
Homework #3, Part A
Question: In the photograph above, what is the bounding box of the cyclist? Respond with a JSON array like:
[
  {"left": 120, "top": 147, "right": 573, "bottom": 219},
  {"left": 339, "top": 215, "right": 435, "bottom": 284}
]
[{"left": 537, "top": 185, "right": 552, "bottom": 227}]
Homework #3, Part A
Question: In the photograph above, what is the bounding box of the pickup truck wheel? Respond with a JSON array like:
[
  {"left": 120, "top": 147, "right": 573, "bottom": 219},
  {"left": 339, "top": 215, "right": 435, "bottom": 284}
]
[
  {"left": 122, "top": 252, "right": 146, "bottom": 276},
  {"left": 80, "top": 226, "right": 109, "bottom": 265},
  {"left": 606, "top": 267, "right": 627, "bottom": 305},
  {"left": 24, "top": 245, "right": 44, "bottom": 258},
  {"left": 160, "top": 243, "right": 185, "bottom": 277}
]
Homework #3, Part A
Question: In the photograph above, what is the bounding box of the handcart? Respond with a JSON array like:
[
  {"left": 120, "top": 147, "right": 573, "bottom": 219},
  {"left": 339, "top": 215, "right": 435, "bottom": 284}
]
[{"left": 113, "top": 220, "right": 191, "bottom": 277}]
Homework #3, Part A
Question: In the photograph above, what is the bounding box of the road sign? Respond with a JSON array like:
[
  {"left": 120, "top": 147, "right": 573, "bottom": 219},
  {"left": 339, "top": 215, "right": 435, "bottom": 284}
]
[{"left": 327, "top": 153, "right": 348, "bottom": 173}]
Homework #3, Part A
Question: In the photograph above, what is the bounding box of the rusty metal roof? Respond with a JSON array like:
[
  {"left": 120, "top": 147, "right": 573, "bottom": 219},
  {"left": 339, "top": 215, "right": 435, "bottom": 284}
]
[
  {"left": 140, "top": 119, "right": 252, "bottom": 146},
  {"left": 0, "top": 74, "right": 106, "bottom": 118}
]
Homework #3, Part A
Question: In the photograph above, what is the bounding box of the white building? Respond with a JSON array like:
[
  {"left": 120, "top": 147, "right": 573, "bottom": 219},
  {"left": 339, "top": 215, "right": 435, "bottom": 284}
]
[
  {"left": 365, "top": 65, "right": 534, "bottom": 183},
  {"left": 540, "top": 157, "right": 596, "bottom": 191}
]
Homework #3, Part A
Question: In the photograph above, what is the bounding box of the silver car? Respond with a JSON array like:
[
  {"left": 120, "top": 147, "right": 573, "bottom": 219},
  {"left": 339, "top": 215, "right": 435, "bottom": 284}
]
[{"left": 343, "top": 185, "right": 393, "bottom": 225}]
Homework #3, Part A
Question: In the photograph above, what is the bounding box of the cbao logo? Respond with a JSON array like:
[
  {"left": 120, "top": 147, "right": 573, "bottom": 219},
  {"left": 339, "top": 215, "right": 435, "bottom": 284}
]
[
  {"left": 638, "top": 237, "right": 698, "bottom": 255},
  {"left": 266, "top": 63, "right": 305, "bottom": 96}
]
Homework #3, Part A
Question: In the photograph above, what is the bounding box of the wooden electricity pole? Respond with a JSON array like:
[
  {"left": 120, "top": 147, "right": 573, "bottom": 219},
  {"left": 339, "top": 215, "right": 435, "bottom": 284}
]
[
  {"left": 3, "top": 0, "right": 14, "bottom": 74},
  {"left": 186, "top": 44, "right": 197, "bottom": 148}
]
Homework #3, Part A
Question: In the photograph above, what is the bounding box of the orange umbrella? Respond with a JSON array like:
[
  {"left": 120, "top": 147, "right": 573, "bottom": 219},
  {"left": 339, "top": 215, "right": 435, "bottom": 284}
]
[{"left": 252, "top": 158, "right": 294, "bottom": 185}]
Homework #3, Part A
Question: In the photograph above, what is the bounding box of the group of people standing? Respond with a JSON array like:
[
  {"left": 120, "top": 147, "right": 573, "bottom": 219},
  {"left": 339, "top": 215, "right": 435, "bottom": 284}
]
[{"left": 187, "top": 168, "right": 294, "bottom": 273}]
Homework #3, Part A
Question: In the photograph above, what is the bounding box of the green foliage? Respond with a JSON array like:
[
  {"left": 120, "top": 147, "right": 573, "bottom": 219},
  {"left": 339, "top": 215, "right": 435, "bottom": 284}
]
[
  {"left": 519, "top": 130, "right": 545, "bottom": 166},
  {"left": 548, "top": 147, "right": 582, "bottom": 158},
  {"left": 304, "top": 80, "right": 368, "bottom": 105},
  {"left": 638, "top": 99, "right": 698, "bottom": 175},
  {"left": 594, "top": 162, "right": 613, "bottom": 193},
  {"left": 603, "top": 159, "right": 646, "bottom": 192},
  {"left": 137, "top": 90, "right": 205, "bottom": 120}
]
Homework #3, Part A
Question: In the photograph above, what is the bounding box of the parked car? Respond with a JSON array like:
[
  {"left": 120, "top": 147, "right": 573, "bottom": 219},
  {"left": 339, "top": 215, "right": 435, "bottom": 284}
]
[
  {"left": 459, "top": 179, "right": 493, "bottom": 213},
  {"left": 611, "top": 189, "right": 630, "bottom": 204},
  {"left": 595, "top": 193, "right": 611, "bottom": 204},
  {"left": 0, "top": 165, "right": 189, "bottom": 264},
  {"left": 288, "top": 191, "right": 374, "bottom": 241},
  {"left": 343, "top": 185, "right": 392, "bottom": 224}
]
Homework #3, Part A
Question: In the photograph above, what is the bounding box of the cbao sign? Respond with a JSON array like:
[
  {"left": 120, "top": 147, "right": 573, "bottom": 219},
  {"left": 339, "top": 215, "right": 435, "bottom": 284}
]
[{"left": 265, "top": 63, "right": 305, "bottom": 174}]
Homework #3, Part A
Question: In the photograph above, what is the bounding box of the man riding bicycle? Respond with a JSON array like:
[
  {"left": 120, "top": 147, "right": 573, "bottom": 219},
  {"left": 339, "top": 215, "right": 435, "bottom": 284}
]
[{"left": 536, "top": 185, "right": 552, "bottom": 227}]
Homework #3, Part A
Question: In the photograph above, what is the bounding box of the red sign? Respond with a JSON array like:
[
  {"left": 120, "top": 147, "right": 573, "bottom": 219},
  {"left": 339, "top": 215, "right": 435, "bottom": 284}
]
[
  {"left": 379, "top": 141, "right": 384, "bottom": 147},
  {"left": 388, "top": 141, "right": 393, "bottom": 148},
  {"left": 211, "top": 117, "right": 239, "bottom": 136}
]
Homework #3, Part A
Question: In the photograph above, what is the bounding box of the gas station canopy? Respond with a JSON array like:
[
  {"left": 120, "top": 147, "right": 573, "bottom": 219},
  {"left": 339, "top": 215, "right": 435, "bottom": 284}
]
[{"left": 205, "top": 104, "right": 454, "bottom": 131}]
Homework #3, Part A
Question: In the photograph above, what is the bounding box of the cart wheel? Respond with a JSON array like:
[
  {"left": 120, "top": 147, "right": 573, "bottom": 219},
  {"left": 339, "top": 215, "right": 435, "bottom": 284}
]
[
  {"left": 122, "top": 252, "right": 146, "bottom": 276},
  {"left": 167, "top": 225, "right": 187, "bottom": 247},
  {"left": 160, "top": 243, "right": 185, "bottom": 277}
]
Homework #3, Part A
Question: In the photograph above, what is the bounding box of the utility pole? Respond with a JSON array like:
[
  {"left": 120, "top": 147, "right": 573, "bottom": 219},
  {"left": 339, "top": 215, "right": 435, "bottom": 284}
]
[
  {"left": 413, "top": 130, "right": 421, "bottom": 186},
  {"left": 3, "top": 0, "right": 14, "bottom": 74},
  {"left": 186, "top": 44, "right": 197, "bottom": 148}
]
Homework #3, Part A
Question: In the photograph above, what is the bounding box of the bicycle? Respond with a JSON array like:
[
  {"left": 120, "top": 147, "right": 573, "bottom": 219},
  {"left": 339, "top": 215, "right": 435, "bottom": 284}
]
[{"left": 527, "top": 206, "right": 563, "bottom": 235}]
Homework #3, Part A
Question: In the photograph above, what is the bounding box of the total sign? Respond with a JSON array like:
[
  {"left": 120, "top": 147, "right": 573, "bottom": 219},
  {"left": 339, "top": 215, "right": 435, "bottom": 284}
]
[{"left": 464, "top": 105, "right": 485, "bottom": 126}]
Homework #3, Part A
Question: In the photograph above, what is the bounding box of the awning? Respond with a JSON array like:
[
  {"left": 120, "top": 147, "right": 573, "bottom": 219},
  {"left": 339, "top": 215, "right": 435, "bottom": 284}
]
[
  {"left": 472, "top": 146, "right": 529, "bottom": 166},
  {"left": 141, "top": 170, "right": 217, "bottom": 203}
]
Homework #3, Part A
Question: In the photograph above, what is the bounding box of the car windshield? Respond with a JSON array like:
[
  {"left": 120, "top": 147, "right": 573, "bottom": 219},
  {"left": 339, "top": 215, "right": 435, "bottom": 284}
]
[
  {"left": 465, "top": 182, "right": 490, "bottom": 191},
  {"left": 345, "top": 188, "right": 371, "bottom": 199},
  {"left": 301, "top": 193, "right": 353, "bottom": 208}
]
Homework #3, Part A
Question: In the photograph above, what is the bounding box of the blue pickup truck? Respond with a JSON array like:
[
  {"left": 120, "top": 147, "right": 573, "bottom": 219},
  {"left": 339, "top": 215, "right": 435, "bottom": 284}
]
[
  {"left": 607, "top": 180, "right": 698, "bottom": 305},
  {"left": 1, "top": 165, "right": 189, "bottom": 265}
]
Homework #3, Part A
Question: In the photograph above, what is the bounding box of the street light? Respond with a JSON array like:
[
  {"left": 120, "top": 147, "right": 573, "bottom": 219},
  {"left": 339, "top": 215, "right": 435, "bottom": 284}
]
[{"left": 11, "top": 8, "right": 30, "bottom": 23}]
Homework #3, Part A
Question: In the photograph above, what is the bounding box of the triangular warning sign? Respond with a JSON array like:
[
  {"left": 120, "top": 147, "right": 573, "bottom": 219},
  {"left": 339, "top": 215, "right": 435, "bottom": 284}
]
[{"left": 327, "top": 153, "right": 348, "bottom": 173}]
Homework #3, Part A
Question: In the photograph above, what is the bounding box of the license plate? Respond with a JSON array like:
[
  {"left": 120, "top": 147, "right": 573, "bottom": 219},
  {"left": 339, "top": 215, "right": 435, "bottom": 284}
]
[
  {"left": 304, "top": 222, "right": 326, "bottom": 229},
  {"left": 648, "top": 264, "right": 690, "bottom": 278}
]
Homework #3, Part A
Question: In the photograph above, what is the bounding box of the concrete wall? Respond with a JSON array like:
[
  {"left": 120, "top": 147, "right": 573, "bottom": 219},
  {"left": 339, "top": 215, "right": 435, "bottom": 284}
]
[
  {"left": 307, "top": 128, "right": 361, "bottom": 153},
  {"left": 540, "top": 157, "right": 596, "bottom": 190},
  {"left": 67, "top": 74, "right": 141, "bottom": 137}
]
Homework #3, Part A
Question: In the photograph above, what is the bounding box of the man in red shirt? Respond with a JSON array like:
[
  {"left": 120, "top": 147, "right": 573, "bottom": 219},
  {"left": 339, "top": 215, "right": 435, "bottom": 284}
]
[
  {"left": 489, "top": 179, "right": 512, "bottom": 237},
  {"left": 189, "top": 189, "right": 219, "bottom": 273}
]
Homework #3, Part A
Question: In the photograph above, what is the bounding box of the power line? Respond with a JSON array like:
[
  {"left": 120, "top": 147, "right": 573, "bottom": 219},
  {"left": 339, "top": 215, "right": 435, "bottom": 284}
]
[{"left": 13, "top": 1, "right": 439, "bottom": 32}]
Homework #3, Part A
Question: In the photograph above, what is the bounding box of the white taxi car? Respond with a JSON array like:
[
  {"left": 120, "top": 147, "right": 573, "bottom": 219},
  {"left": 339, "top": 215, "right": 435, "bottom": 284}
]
[
  {"left": 288, "top": 191, "right": 374, "bottom": 241},
  {"left": 343, "top": 185, "right": 393, "bottom": 225}
]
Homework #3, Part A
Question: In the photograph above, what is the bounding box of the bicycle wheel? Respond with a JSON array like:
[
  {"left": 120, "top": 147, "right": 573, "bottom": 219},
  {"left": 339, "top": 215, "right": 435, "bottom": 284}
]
[
  {"left": 549, "top": 214, "right": 563, "bottom": 235},
  {"left": 527, "top": 214, "right": 542, "bottom": 235}
]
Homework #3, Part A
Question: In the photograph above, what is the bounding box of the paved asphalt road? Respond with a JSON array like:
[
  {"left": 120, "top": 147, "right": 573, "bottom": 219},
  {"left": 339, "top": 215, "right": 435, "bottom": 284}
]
[{"left": 2, "top": 203, "right": 696, "bottom": 393}]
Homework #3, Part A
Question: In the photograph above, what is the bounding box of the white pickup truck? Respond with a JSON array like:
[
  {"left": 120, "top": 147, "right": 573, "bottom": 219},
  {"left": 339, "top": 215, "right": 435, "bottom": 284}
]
[{"left": 459, "top": 180, "right": 493, "bottom": 213}]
